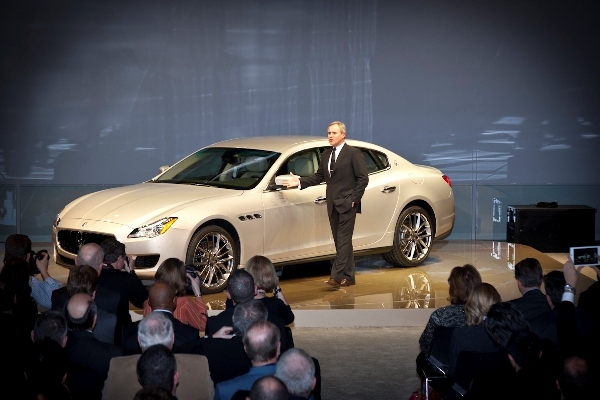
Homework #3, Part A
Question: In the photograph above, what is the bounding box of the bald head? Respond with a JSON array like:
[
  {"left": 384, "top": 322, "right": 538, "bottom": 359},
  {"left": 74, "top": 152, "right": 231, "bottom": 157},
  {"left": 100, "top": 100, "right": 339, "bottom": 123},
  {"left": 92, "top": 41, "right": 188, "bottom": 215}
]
[
  {"left": 148, "top": 282, "right": 177, "bottom": 312},
  {"left": 243, "top": 320, "right": 281, "bottom": 364},
  {"left": 76, "top": 243, "right": 104, "bottom": 272},
  {"left": 65, "top": 293, "right": 97, "bottom": 331}
]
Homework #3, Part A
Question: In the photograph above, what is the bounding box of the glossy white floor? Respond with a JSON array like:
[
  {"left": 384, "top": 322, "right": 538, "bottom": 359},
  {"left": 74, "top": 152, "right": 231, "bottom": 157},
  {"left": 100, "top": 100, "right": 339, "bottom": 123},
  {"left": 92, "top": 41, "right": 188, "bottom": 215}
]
[{"left": 24, "top": 240, "right": 598, "bottom": 327}]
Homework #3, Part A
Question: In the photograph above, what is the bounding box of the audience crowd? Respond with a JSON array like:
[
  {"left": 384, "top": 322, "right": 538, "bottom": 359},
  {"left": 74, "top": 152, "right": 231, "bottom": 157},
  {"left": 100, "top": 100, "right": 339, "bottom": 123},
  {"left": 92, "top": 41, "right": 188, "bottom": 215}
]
[
  {"left": 0, "top": 234, "right": 317, "bottom": 400},
  {"left": 2, "top": 232, "right": 599, "bottom": 399}
]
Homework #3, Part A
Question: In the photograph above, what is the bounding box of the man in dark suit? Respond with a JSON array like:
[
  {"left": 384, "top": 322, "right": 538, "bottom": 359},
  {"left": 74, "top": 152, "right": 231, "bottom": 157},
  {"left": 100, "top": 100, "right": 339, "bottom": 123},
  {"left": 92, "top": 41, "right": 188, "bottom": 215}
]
[
  {"left": 286, "top": 121, "right": 369, "bottom": 288},
  {"left": 121, "top": 281, "right": 199, "bottom": 355},
  {"left": 509, "top": 258, "right": 551, "bottom": 321},
  {"left": 64, "top": 293, "right": 123, "bottom": 398}
]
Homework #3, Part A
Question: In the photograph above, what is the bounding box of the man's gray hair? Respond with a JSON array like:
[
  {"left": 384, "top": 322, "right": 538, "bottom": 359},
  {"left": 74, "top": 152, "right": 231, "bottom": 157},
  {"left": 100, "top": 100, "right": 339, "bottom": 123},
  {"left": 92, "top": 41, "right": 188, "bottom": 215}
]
[
  {"left": 76, "top": 243, "right": 104, "bottom": 271},
  {"left": 275, "top": 348, "right": 315, "bottom": 398},
  {"left": 232, "top": 299, "right": 267, "bottom": 336},
  {"left": 138, "top": 311, "right": 174, "bottom": 351}
]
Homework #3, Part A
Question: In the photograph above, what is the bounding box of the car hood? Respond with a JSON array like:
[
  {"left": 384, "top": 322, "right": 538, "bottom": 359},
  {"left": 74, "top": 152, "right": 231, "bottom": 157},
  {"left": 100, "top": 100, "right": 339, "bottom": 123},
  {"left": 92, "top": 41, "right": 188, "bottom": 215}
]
[{"left": 59, "top": 183, "right": 242, "bottom": 228}]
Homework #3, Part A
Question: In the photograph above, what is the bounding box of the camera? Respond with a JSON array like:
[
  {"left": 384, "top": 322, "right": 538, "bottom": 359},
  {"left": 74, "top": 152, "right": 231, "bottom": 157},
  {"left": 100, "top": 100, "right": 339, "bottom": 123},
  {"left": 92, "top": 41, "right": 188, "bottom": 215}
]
[
  {"left": 28, "top": 250, "right": 48, "bottom": 275},
  {"left": 185, "top": 264, "right": 200, "bottom": 294}
]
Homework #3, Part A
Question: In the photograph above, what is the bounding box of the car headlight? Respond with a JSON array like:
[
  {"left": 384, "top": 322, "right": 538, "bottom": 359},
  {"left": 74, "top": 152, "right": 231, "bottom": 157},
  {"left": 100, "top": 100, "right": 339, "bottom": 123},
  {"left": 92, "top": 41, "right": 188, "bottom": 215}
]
[{"left": 127, "top": 217, "right": 178, "bottom": 238}]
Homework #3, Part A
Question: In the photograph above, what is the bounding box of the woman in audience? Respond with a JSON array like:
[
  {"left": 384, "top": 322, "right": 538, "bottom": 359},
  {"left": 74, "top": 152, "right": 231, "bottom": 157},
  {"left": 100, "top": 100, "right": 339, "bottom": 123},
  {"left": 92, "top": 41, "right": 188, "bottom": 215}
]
[
  {"left": 447, "top": 282, "right": 501, "bottom": 375},
  {"left": 418, "top": 264, "right": 482, "bottom": 355},
  {"left": 0, "top": 259, "right": 39, "bottom": 336},
  {"left": 142, "top": 258, "right": 207, "bottom": 332},
  {"left": 245, "top": 255, "right": 294, "bottom": 325}
]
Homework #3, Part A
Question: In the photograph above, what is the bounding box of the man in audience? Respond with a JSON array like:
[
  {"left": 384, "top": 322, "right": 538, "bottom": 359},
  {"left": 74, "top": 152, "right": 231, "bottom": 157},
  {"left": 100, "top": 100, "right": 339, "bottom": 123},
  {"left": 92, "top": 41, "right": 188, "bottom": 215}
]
[
  {"left": 509, "top": 258, "right": 550, "bottom": 321},
  {"left": 64, "top": 293, "right": 122, "bottom": 387},
  {"left": 121, "top": 281, "right": 199, "bottom": 354},
  {"left": 31, "top": 309, "right": 68, "bottom": 348},
  {"left": 485, "top": 301, "right": 530, "bottom": 348},
  {"left": 205, "top": 269, "right": 288, "bottom": 351},
  {"left": 53, "top": 264, "right": 117, "bottom": 344},
  {"left": 4, "top": 234, "right": 61, "bottom": 310},
  {"left": 275, "top": 348, "right": 316, "bottom": 400},
  {"left": 99, "top": 238, "right": 148, "bottom": 324},
  {"left": 103, "top": 311, "right": 215, "bottom": 400},
  {"left": 214, "top": 320, "right": 281, "bottom": 400},
  {"left": 558, "top": 356, "right": 593, "bottom": 399},
  {"left": 247, "top": 376, "right": 289, "bottom": 400},
  {"left": 137, "top": 344, "right": 179, "bottom": 399}
]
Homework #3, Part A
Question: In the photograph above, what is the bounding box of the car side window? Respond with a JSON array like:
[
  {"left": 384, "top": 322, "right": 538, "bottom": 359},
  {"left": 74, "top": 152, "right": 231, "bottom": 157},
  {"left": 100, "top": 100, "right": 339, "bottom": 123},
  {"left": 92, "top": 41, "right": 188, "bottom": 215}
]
[
  {"left": 359, "top": 148, "right": 390, "bottom": 174},
  {"left": 276, "top": 148, "right": 321, "bottom": 177}
]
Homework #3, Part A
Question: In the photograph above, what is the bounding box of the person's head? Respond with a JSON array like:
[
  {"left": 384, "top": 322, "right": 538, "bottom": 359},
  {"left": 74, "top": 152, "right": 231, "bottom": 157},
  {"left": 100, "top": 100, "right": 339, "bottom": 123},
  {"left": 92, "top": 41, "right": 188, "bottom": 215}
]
[
  {"left": 148, "top": 281, "right": 177, "bottom": 312},
  {"left": 465, "top": 282, "right": 501, "bottom": 326},
  {"left": 138, "top": 311, "right": 175, "bottom": 351},
  {"left": 275, "top": 348, "right": 316, "bottom": 398},
  {"left": 65, "top": 293, "right": 97, "bottom": 331},
  {"left": 134, "top": 387, "right": 174, "bottom": 400},
  {"left": 24, "top": 338, "right": 69, "bottom": 390},
  {"left": 327, "top": 121, "right": 347, "bottom": 148},
  {"left": 245, "top": 255, "right": 279, "bottom": 292},
  {"left": 227, "top": 269, "right": 256, "bottom": 304},
  {"left": 558, "top": 356, "right": 592, "bottom": 399},
  {"left": 154, "top": 258, "right": 187, "bottom": 297},
  {"left": 514, "top": 258, "right": 543, "bottom": 290},
  {"left": 243, "top": 320, "right": 281, "bottom": 364},
  {"left": 505, "top": 330, "right": 542, "bottom": 371},
  {"left": 543, "top": 270, "right": 566, "bottom": 307},
  {"left": 100, "top": 237, "right": 126, "bottom": 266},
  {"left": 137, "top": 344, "right": 178, "bottom": 395},
  {"left": 32, "top": 310, "right": 68, "bottom": 347},
  {"left": 485, "top": 302, "right": 530, "bottom": 348},
  {"left": 448, "top": 264, "right": 482, "bottom": 305},
  {"left": 248, "top": 376, "right": 289, "bottom": 400},
  {"left": 75, "top": 243, "right": 104, "bottom": 272},
  {"left": 66, "top": 264, "right": 99, "bottom": 297},
  {"left": 232, "top": 299, "right": 268, "bottom": 336},
  {"left": 4, "top": 233, "right": 31, "bottom": 261}
]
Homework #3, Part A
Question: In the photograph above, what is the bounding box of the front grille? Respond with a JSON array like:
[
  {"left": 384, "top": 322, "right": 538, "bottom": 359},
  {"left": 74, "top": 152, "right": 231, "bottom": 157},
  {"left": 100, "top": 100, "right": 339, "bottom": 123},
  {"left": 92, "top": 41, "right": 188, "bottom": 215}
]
[
  {"left": 56, "top": 230, "right": 115, "bottom": 254},
  {"left": 134, "top": 255, "right": 160, "bottom": 269}
]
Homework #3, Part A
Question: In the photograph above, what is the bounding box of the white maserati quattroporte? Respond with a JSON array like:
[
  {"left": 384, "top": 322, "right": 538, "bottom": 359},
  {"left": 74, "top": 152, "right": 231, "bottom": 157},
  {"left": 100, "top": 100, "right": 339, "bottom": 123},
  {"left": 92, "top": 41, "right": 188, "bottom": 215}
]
[{"left": 53, "top": 136, "right": 454, "bottom": 293}]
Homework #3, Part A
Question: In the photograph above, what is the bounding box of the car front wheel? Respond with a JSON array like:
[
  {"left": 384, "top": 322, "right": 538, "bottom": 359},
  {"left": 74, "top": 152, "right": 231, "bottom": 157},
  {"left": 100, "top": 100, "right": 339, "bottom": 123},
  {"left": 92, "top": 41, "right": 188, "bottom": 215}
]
[
  {"left": 185, "top": 225, "right": 238, "bottom": 294},
  {"left": 383, "top": 206, "right": 433, "bottom": 267}
]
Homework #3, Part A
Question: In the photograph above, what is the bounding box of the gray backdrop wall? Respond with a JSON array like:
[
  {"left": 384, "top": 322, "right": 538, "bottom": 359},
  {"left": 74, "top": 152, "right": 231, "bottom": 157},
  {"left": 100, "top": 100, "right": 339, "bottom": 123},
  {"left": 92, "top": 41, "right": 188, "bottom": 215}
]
[{"left": 1, "top": 0, "right": 599, "bottom": 242}]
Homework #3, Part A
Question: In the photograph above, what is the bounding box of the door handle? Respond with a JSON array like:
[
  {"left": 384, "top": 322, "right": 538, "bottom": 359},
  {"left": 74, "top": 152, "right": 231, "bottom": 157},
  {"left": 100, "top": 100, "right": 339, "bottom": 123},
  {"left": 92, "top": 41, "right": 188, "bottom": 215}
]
[
  {"left": 314, "top": 196, "right": 327, "bottom": 204},
  {"left": 381, "top": 186, "right": 396, "bottom": 193}
]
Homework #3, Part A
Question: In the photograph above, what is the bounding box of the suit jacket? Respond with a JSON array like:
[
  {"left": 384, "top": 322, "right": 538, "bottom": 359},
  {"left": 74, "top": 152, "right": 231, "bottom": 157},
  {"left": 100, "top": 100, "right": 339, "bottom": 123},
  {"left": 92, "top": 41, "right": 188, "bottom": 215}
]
[
  {"left": 509, "top": 288, "right": 551, "bottom": 321},
  {"left": 98, "top": 267, "right": 148, "bottom": 324},
  {"left": 102, "top": 353, "right": 214, "bottom": 400},
  {"left": 215, "top": 364, "right": 277, "bottom": 400},
  {"left": 121, "top": 310, "right": 199, "bottom": 355},
  {"left": 65, "top": 330, "right": 123, "bottom": 381},
  {"left": 300, "top": 144, "right": 368, "bottom": 217},
  {"left": 52, "top": 285, "right": 121, "bottom": 315},
  {"left": 205, "top": 305, "right": 289, "bottom": 351}
]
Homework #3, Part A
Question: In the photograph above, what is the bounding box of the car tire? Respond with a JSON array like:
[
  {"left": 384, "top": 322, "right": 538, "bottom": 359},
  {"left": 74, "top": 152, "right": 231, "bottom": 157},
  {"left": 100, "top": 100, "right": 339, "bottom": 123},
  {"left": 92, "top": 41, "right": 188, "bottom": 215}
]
[
  {"left": 384, "top": 206, "right": 433, "bottom": 267},
  {"left": 185, "top": 225, "right": 239, "bottom": 294}
]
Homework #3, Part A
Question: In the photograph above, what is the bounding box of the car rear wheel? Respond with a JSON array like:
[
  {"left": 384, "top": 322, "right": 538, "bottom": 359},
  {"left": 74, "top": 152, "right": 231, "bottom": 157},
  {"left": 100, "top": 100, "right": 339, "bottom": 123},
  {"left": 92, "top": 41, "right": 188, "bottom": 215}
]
[
  {"left": 186, "top": 225, "right": 238, "bottom": 294},
  {"left": 383, "top": 206, "right": 433, "bottom": 267}
]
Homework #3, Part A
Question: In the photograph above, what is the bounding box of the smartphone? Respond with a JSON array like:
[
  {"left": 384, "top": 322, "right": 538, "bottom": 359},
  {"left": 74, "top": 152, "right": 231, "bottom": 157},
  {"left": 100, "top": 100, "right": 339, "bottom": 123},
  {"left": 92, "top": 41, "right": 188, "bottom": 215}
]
[{"left": 570, "top": 246, "right": 600, "bottom": 266}]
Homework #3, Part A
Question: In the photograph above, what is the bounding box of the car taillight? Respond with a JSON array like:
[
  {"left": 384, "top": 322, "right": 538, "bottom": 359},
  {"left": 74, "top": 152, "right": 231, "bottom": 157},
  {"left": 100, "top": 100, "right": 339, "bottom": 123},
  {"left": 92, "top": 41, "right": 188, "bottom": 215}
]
[{"left": 442, "top": 175, "right": 452, "bottom": 187}]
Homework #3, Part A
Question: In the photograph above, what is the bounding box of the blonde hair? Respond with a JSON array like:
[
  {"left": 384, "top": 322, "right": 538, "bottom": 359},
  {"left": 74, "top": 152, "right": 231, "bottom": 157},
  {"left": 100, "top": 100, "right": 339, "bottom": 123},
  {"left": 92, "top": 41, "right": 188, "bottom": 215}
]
[
  {"left": 465, "top": 282, "right": 501, "bottom": 326},
  {"left": 245, "top": 255, "right": 279, "bottom": 291}
]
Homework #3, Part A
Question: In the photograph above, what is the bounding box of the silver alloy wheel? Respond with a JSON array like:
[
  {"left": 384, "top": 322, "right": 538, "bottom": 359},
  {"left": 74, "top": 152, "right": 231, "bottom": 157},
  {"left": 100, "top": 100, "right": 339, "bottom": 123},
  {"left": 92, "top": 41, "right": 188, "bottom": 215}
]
[
  {"left": 383, "top": 206, "right": 433, "bottom": 267},
  {"left": 186, "top": 225, "right": 237, "bottom": 294}
]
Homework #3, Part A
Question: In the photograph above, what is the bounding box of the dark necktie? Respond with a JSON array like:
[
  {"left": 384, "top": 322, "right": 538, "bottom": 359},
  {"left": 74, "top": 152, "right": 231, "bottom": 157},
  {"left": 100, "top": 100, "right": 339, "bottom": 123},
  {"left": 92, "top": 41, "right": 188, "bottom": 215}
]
[{"left": 330, "top": 147, "right": 336, "bottom": 175}]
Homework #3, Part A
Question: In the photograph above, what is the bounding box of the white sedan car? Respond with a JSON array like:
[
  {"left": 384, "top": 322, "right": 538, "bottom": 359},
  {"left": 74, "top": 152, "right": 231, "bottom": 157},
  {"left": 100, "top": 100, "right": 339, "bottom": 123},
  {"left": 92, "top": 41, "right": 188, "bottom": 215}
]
[{"left": 53, "top": 136, "right": 454, "bottom": 293}]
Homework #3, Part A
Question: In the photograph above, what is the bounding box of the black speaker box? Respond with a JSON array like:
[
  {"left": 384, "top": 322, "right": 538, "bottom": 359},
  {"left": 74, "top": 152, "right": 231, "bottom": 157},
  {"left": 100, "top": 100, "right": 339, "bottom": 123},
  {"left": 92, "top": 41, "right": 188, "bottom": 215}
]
[{"left": 507, "top": 205, "right": 596, "bottom": 252}]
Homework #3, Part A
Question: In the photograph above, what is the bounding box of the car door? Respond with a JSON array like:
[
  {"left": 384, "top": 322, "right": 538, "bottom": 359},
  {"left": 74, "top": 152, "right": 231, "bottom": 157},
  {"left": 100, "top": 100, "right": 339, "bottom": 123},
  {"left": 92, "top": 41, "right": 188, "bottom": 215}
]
[
  {"left": 353, "top": 148, "right": 400, "bottom": 248},
  {"left": 262, "top": 148, "right": 333, "bottom": 263}
]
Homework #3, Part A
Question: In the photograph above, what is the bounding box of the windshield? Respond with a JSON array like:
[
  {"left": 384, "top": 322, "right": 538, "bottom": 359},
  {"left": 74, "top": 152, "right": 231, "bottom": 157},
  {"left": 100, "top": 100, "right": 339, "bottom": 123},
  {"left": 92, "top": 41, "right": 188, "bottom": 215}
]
[{"left": 154, "top": 147, "right": 280, "bottom": 189}]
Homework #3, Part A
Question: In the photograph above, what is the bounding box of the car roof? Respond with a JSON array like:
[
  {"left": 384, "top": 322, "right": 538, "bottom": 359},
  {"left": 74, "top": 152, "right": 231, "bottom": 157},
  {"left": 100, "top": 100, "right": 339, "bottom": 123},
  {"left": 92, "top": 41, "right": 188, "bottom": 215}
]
[{"left": 208, "top": 136, "right": 329, "bottom": 152}]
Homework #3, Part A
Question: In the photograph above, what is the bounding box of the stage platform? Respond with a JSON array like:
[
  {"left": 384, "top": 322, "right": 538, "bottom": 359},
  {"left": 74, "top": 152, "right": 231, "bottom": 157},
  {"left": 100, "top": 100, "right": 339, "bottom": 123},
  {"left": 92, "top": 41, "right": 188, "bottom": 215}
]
[{"left": 22, "top": 240, "right": 599, "bottom": 327}]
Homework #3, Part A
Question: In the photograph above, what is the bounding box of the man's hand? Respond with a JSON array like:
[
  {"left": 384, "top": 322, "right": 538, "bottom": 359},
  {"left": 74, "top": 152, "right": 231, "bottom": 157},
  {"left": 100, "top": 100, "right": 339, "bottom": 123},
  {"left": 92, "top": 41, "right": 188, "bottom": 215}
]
[
  {"left": 123, "top": 255, "right": 135, "bottom": 273},
  {"left": 36, "top": 251, "right": 51, "bottom": 280},
  {"left": 212, "top": 326, "right": 234, "bottom": 339},
  {"left": 563, "top": 257, "right": 583, "bottom": 288},
  {"left": 283, "top": 172, "right": 300, "bottom": 188}
]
